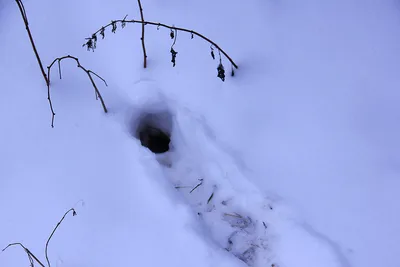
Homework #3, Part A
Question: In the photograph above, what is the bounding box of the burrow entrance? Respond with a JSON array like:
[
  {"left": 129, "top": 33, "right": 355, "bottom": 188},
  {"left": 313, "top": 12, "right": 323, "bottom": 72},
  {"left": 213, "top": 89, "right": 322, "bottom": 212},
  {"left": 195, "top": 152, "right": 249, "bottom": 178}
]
[{"left": 133, "top": 111, "right": 173, "bottom": 154}]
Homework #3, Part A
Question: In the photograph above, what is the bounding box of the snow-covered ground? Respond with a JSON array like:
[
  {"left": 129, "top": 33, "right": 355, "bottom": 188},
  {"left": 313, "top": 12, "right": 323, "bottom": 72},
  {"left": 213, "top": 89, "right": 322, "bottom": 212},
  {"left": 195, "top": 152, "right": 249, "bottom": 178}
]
[{"left": 1, "top": 0, "right": 399, "bottom": 267}]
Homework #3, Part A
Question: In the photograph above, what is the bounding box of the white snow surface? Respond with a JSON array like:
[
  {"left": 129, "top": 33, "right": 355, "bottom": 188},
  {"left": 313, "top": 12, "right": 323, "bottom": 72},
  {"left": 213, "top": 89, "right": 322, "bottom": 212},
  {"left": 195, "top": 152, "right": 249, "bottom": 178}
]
[{"left": 1, "top": 0, "right": 399, "bottom": 267}]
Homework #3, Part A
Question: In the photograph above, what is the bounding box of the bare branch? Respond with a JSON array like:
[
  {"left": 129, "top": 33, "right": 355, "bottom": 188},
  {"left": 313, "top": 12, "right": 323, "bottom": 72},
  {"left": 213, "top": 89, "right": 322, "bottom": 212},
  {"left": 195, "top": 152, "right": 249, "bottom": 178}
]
[
  {"left": 137, "top": 0, "right": 148, "bottom": 68},
  {"left": 15, "top": 0, "right": 49, "bottom": 85},
  {"left": 46, "top": 55, "right": 108, "bottom": 127},
  {"left": 85, "top": 16, "right": 238, "bottom": 69},
  {"left": 45, "top": 208, "right": 77, "bottom": 267}
]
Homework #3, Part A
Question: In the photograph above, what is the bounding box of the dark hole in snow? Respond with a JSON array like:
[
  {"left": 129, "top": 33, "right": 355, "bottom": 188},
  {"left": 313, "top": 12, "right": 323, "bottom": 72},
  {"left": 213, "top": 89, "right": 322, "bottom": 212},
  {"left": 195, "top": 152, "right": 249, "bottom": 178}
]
[
  {"left": 134, "top": 111, "right": 172, "bottom": 154},
  {"left": 139, "top": 125, "right": 170, "bottom": 153}
]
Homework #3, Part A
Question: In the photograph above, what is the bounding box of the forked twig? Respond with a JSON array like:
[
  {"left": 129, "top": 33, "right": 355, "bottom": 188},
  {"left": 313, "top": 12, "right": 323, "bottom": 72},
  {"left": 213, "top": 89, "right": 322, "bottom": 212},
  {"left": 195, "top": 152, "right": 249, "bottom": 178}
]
[
  {"left": 2, "top": 243, "right": 46, "bottom": 267},
  {"left": 46, "top": 55, "right": 108, "bottom": 127}
]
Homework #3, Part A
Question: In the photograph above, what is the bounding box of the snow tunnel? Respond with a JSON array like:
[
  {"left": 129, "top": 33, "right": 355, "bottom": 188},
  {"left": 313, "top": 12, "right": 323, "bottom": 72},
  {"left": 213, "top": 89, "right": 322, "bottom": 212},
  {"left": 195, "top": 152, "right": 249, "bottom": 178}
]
[{"left": 133, "top": 111, "right": 173, "bottom": 154}]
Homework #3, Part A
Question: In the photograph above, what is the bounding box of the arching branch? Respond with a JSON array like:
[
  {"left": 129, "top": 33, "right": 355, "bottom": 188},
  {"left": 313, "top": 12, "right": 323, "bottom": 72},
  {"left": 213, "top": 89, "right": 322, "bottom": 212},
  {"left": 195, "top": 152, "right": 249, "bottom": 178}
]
[
  {"left": 46, "top": 55, "right": 108, "bottom": 127},
  {"left": 84, "top": 16, "right": 238, "bottom": 69},
  {"left": 45, "top": 208, "right": 76, "bottom": 267}
]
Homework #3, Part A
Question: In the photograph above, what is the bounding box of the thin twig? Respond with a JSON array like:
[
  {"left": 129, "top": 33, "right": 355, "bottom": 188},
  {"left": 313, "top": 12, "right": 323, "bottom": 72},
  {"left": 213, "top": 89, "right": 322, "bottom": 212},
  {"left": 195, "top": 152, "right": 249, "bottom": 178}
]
[
  {"left": 57, "top": 59, "right": 61, "bottom": 79},
  {"left": 2, "top": 243, "right": 46, "bottom": 267},
  {"left": 190, "top": 179, "right": 204, "bottom": 193},
  {"left": 171, "top": 27, "right": 177, "bottom": 48},
  {"left": 207, "top": 192, "right": 214, "bottom": 204},
  {"left": 175, "top": 185, "right": 192, "bottom": 189},
  {"left": 137, "top": 0, "right": 147, "bottom": 68},
  {"left": 46, "top": 65, "right": 56, "bottom": 128},
  {"left": 224, "top": 212, "right": 243, "bottom": 218},
  {"left": 15, "top": 0, "right": 49, "bottom": 85},
  {"left": 27, "top": 251, "right": 35, "bottom": 267},
  {"left": 88, "top": 71, "right": 108, "bottom": 86},
  {"left": 85, "top": 17, "right": 238, "bottom": 69},
  {"left": 46, "top": 55, "right": 108, "bottom": 127},
  {"left": 45, "top": 208, "right": 76, "bottom": 267}
]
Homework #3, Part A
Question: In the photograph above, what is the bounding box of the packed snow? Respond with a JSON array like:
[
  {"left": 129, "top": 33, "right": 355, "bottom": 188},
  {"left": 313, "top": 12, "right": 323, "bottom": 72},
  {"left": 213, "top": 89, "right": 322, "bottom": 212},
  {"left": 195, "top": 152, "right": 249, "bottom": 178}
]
[{"left": 1, "top": 0, "right": 399, "bottom": 267}]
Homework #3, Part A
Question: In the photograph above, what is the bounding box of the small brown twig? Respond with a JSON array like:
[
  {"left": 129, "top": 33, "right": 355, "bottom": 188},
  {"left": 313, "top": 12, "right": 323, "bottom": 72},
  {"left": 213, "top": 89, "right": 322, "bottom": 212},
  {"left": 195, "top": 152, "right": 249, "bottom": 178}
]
[
  {"left": 137, "top": 0, "right": 147, "bottom": 68},
  {"left": 15, "top": 0, "right": 49, "bottom": 85},
  {"left": 85, "top": 17, "right": 238, "bottom": 69},
  {"left": 45, "top": 208, "right": 77, "bottom": 267},
  {"left": 46, "top": 55, "right": 108, "bottom": 127}
]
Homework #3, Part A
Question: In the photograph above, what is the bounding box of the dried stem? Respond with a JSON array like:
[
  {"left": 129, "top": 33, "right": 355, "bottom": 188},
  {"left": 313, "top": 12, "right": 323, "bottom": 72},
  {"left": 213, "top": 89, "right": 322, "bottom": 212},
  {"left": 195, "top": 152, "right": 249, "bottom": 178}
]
[
  {"left": 45, "top": 208, "right": 76, "bottom": 267},
  {"left": 190, "top": 179, "right": 204, "bottom": 193},
  {"left": 2, "top": 243, "right": 46, "bottom": 267},
  {"left": 46, "top": 55, "right": 108, "bottom": 127},
  {"left": 86, "top": 17, "right": 238, "bottom": 69},
  {"left": 137, "top": 0, "right": 147, "bottom": 68},
  {"left": 2, "top": 208, "right": 77, "bottom": 267},
  {"left": 15, "top": 0, "right": 49, "bottom": 85},
  {"left": 171, "top": 28, "right": 178, "bottom": 48}
]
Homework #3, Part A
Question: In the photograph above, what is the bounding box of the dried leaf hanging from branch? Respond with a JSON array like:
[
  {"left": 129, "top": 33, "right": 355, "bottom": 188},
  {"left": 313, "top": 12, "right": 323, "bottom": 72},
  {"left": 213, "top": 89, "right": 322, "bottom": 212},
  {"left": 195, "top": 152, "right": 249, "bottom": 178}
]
[
  {"left": 211, "top": 46, "right": 215, "bottom": 60},
  {"left": 83, "top": 38, "right": 94, "bottom": 51},
  {"left": 170, "top": 48, "right": 178, "bottom": 67},
  {"left": 100, "top": 27, "right": 105, "bottom": 39},
  {"left": 217, "top": 63, "right": 225, "bottom": 81},
  {"left": 84, "top": 16, "right": 239, "bottom": 81},
  {"left": 111, "top": 21, "right": 117, "bottom": 33}
]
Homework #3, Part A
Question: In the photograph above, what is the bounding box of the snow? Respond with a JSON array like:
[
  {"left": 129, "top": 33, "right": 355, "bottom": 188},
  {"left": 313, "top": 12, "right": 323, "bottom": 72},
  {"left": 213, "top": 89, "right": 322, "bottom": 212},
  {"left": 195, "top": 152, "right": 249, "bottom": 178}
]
[{"left": 1, "top": 0, "right": 399, "bottom": 267}]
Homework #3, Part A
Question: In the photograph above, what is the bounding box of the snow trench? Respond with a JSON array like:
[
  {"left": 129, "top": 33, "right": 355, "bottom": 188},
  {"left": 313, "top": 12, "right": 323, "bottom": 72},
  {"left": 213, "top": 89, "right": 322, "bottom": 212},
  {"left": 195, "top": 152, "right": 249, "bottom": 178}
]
[
  {"left": 122, "top": 83, "right": 347, "bottom": 267},
  {"left": 124, "top": 88, "right": 273, "bottom": 266}
]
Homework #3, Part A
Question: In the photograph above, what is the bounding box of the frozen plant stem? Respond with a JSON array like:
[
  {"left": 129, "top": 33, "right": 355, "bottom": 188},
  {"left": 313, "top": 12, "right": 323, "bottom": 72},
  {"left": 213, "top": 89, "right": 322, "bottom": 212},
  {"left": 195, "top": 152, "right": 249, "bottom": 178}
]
[
  {"left": 15, "top": 0, "right": 49, "bottom": 85},
  {"left": 45, "top": 208, "right": 77, "bottom": 267},
  {"left": 2, "top": 208, "right": 77, "bottom": 267},
  {"left": 137, "top": 0, "right": 147, "bottom": 68},
  {"left": 86, "top": 18, "right": 238, "bottom": 69},
  {"left": 47, "top": 55, "right": 108, "bottom": 127},
  {"left": 2, "top": 243, "right": 46, "bottom": 267}
]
